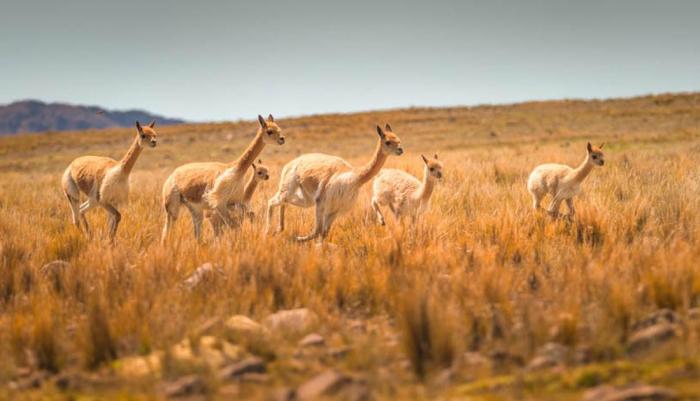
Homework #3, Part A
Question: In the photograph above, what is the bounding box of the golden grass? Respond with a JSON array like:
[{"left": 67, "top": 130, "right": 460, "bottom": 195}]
[{"left": 0, "top": 92, "right": 699, "bottom": 399}]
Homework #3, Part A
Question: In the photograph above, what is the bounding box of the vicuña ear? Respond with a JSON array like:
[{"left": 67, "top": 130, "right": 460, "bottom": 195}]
[
  {"left": 385, "top": 123, "right": 392, "bottom": 132},
  {"left": 587, "top": 142, "right": 593, "bottom": 153},
  {"left": 376, "top": 125, "right": 385, "bottom": 138},
  {"left": 258, "top": 159, "right": 262, "bottom": 164},
  {"left": 252, "top": 163, "right": 257, "bottom": 170},
  {"left": 599, "top": 143, "right": 605, "bottom": 149},
  {"left": 258, "top": 114, "right": 267, "bottom": 127},
  {"left": 149, "top": 120, "right": 156, "bottom": 128},
  {"left": 421, "top": 154, "right": 429, "bottom": 164},
  {"left": 136, "top": 121, "right": 143, "bottom": 133},
  {"left": 267, "top": 114, "right": 274, "bottom": 122},
  {"left": 434, "top": 153, "right": 439, "bottom": 159}
]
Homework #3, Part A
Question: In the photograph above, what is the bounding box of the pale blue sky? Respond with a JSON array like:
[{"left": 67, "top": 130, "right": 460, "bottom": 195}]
[{"left": 1, "top": 0, "right": 699, "bottom": 122}]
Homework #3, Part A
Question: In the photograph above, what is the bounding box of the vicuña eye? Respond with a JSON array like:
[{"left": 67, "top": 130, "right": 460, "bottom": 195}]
[{"left": 385, "top": 141, "right": 391, "bottom": 145}]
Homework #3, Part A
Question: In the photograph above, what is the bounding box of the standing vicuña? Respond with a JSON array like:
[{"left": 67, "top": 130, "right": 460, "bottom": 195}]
[
  {"left": 62, "top": 121, "right": 158, "bottom": 241},
  {"left": 371, "top": 153, "right": 443, "bottom": 225},
  {"left": 266, "top": 124, "right": 403, "bottom": 242},
  {"left": 527, "top": 142, "right": 605, "bottom": 217},
  {"left": 206, "top": 160, "right": 270, "bottom": 235},
  {"left": 161, "top": 115, "right": 284, "bottom": 242}
]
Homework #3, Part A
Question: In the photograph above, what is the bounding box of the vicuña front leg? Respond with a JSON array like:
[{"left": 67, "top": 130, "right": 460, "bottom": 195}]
[
  {"left": 547, "top": 193, "right": 565, "bottom": 218},
  {"left": 566, "top": 198, "right": 576, "bottom": 217},
  {"left": 371, "top": 198, "right": 386, "bottom": 225}
]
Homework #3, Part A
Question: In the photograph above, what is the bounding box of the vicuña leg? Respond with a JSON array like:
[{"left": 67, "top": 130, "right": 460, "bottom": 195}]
[
  {"left": 566, "top": 198, "right": 576, "bottom": 216},
  {"left": 371, "top": 198, "right": 386, "bottom": 225},
  {"left": 547, "top": 193, "right": 564, "bottom": 218},
  {"left": 296, "top": 200, "right": 323, "bottom": 242},
  {"left": 79, "top": 198, "right": 99, "bottom": 234},
  {"left": 102, "top": 203, "right": 121, "bottom": 241},
  {"left": 183, "top": 202, "right": 204, "bottom": 242},
  {"left": 266, "top": 193, "right": 283, "bottom": 234}
]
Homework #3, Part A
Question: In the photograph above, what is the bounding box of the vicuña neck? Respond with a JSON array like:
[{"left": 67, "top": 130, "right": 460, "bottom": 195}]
[
  {"left": 119, "top": 136, "right": 143, "bottom": 175},
  {"left": 416, "top": 166, "right": 436, "bottom": 203},
  {"left": 243, "top": 174, "right": 259, "bottom": 202},
  {"left": 353, "top": 140, "right": 388, "bottom": 186},
  {"left": 569, "top": 155, "right": 594, "bottom": 184},
  {"left": 233, "top": 129, "right": 265, "bottom": 173}
]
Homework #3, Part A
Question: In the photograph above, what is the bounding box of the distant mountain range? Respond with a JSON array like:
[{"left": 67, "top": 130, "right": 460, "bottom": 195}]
[{"left": 0, "top": 100, "right": 185, "bottom": 135}]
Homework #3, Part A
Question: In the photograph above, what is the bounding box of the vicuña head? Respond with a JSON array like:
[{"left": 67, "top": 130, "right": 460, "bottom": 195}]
[
  {"left": 251, "top": 159, "right": 270, "bottom": 181},
  {"left": 587, "top": 142, "right": 605, "bottom": 166},
  {"left": 378, "top": 124, "right": 403, "bottom": 156},
  {"left": 258, "top": 114, "right": 285, "bottom": 145},
  {"left": 136, "top": 120, "right": 158, "bottom": 148},
  {"left": 421, "top": 153, "right": 443, "bottom": 180}
]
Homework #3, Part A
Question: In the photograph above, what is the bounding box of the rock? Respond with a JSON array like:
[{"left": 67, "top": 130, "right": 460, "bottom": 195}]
[
  {"left": 162, "top": 375, "right": 206, "bottom": 398},
  {"left": 7, "top": 371, "right": 49, "bottom": 391},
  {"left": 632, "top": 309, "right": 680, "bottom": 332},
  {"left": 299, "top": 333, "right": 325, "bottom": 348},
  {"left": 218, "top": 357, "right": 266, "bottom": 381},
  {"left": 115, "top": 352, "right": 163, "bottom": 378},
  {"left": 582, "top": 384, "right": 677, "bottom": 401},
  {"left": 688, "top": 308, "right": 700, "bottom": 321},
  {"left": 296, "top": 370, "right": 353, "bottom": 401},
  {"left": 182, "top": 263, "right": 223, "bottom": 290},
  {"left": 527, "top": 355, "right": 559, "bottom": 371},
  {"left": 273, "top": 387, "right": 296, "bottom": 401},
  {"left": 225, "top": 315, "right": 266, "bottom": 339},
  {"left": 462, "top": 352, "right": 490, "bottom": 368},
  {"left": 528, "top": 342, "right": 570, "bottom": 370},
  {"left": 264, "top": 308, "right": 318, "bottom": 335},
  {"left": 328, "top": 346, "right": 350, "bottom": 359},
  {"left": 488, "top": 350, "right": 524, "bottom": 367},
  {"left": 171, "top": 339, "right": 196, "bottom": 363},
  {"left": 627, "top": 322, "right": 679, "bottom": 354},
  {"left": 198, "top": 336, "right": 226, "bottom": 368}
]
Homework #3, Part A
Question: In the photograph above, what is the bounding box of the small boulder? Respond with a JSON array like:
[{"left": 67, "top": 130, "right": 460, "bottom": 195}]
[
  {"left": 296, "top": 370, "right": 352, "bottom": 401},
  {"left": 631, "top": 309, "right": 680, "bottom": 332},
  {"left": 115, "top": 352, "right": 163, "bottom": 379},
  {"left": 225, "top": 315, "right": 266, "bottom": 339},
  {"left": 299, "top": 333, "right": 325, "bottom": 348},
  {"left": 627, "top": 323, "right": 679, "bottom": 354},
  {"left": 171, "top": 339, "right": 196, "bottom": 363},
  {"left": 583, "top": 384, "right": 677, "bottom": 401},
  {"left": 218, "top": 357, "right": 266, "bottom": 381},
  {"left": 687, "top": 308, "right": 700, "bottom": 321},
  {"left": 162, "top": 375, "right": 206, "bottom": 398},
  {"left": 264, "top": 308, "right": 318, "bottom": 335},
  {"left": 182, "top": 263, "right": 223, "bottom": 290}
]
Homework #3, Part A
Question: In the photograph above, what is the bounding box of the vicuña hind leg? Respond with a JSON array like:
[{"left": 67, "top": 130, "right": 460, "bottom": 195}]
[
  {"left": 371, "top": 198, "right": 386, "bottom": 225},
  {"left": 266, "top": 193, "right": 284, "bottom": 234},
  {"left": 79, "top": 198, "right": 99, "bottom": 234},
  {"left": 101, "top": 203, "right": 121, "bottom": 242},
  {"left": 296, "top": 200, "right": 323, "bottom": 242}
]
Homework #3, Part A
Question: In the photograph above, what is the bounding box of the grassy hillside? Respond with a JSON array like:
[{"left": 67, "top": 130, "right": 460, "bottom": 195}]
[{"left": 1, "top": 92, "right": 700, "bottom": 400}]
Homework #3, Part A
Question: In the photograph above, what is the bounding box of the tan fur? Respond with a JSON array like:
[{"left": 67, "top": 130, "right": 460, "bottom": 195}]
[
  {"left": 206, "top": 161, "right": 270, "bottom": 234},
  {"left": 161, "top": 115, "right": 284, "bottom": 242},
  {"left": 61, "top": 121, "right": 157, "bottom": 241},
  {"left": 527, "top": 142, "right": 605, "bottom": 217},
  {"left": 266, "top": 124, "right": 403, "bottom": 242},
  {"left": 371, "top": 154, "right": 443, "bottom": 225}
]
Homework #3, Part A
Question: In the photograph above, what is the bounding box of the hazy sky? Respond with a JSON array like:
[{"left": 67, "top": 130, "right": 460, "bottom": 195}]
[{"left": 1, "top": 0, "right": 699, "bottom": 122}]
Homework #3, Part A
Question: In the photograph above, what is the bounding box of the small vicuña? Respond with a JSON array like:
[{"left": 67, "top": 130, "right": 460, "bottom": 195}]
[
  {"left": 61, "top": 121, "right": 158, "bottom": 241},
  {"left": 371, "top": 153, "right": 443, "bottom": 225},
  {"left": 206, "top": 159, "right": 270, "bottom": 235},
  {"left": 527, "top": 142, "right": 605, "bottom": 217}
]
